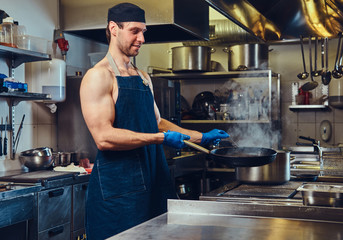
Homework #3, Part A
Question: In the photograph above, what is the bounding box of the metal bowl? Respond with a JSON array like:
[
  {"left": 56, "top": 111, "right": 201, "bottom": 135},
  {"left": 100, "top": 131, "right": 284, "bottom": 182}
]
[
  {"left": 19, "top": 147, "right": 54, "bottom": 170},
  {"left": 297, "top": 183, "right": 343, "bottom": 207}
]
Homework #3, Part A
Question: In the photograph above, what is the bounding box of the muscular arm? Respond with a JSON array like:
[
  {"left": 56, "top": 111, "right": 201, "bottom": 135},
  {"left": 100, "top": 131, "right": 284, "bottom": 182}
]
[{"left": 80, "top": 67, "right": 164, "bottom": 151}]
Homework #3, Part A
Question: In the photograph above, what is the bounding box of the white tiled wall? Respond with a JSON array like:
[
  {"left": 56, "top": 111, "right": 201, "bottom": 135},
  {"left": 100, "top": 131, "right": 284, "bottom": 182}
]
[
  {"left": 270, "top": 39, "right": 343, "bottom": 147},
  {"left": 0, "top": 0, "right": 107, "bottom": 171},
  {"left": 0, "top": 0, "right": 59, "bottom": 170}
]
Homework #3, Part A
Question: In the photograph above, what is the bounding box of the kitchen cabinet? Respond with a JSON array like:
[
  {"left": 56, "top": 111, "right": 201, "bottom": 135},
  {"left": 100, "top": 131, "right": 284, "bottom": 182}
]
[
  {"left": 0, "top": 171, "right": 89, "bottom": 240},
  {"left": 37, "top": 186, "right": 72, "bottom": 234},
  {"left": 71, "top": 182, "right": 88, "bottom": 240},
  {"left": 0, "top": 45, "right": 51, "bottom": 159}
]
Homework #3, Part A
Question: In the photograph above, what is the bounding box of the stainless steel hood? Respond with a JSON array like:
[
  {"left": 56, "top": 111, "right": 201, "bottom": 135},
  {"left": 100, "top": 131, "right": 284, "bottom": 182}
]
[
  {"left": 206, "top": 0, "right": 343, "bottom": 42},
  {"left": 60, "top": 0, "right": 209, "bottom": 43}
]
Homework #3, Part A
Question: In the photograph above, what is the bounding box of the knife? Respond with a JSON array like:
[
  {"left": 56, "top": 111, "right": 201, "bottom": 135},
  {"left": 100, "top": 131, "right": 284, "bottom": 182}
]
[
  {"left": 4, "top": 116, "right": 7, "bottom": 156},
  {"left": 14, "top": 114, "right": 25, "bottom": 155},
  {"left": 0, "top": 117, "right": 2, "bottom": 156}
]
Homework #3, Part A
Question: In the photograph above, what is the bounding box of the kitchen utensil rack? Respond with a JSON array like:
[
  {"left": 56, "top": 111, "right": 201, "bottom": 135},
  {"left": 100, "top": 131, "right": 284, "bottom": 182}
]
[{"left": 0, "top": 45, "right": 51, "bottom": 159}]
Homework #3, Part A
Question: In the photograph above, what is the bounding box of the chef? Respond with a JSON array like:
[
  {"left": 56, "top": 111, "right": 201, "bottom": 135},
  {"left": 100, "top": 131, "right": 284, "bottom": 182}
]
[{"left": 80, "top": 2, "right": 229, "bottom": 239}]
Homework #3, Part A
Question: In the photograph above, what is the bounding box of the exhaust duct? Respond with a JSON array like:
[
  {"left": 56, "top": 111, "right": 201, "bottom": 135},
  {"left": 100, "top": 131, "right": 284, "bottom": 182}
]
[
  {"left": 60, "top": 0, "right": 209, "bottom": 44},
  {"left": 205, "top": 0, "right": 343, "bottom": 41},
  {"left": 183, "top": 19, "right": 261, "bottom": 46}
]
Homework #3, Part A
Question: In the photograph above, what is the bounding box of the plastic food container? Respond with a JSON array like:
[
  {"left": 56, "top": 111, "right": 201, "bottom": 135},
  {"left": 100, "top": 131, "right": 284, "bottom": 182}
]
[
  {"left": 25, "top": 58, "right": 66, "bottom": 103},
  {"left": 297, "top": 183, "right": 343, "bottom": 207},
  {"left": 0, "top": 17, "right": 18, "bottom": 48},
  {"left": 16, "top": 35, "right": 48, "bottom": 53}
]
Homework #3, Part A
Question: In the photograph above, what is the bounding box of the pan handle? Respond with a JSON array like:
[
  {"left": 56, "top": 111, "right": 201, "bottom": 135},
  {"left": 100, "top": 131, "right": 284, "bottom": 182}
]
[
  {"left": 298, "top": 136, "right": 316, "bottom": 144},
  {"left": 296, "top": 142, "right": 314, "bottom": 147},
  {"left": 184, "top": 140, "right": 210, "bottom": 154}
]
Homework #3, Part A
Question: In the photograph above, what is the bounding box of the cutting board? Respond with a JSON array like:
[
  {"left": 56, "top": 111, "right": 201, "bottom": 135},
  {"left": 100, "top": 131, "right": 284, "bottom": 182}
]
[{"left": 0, "top": 170, "right": 76, "bottom": 183}]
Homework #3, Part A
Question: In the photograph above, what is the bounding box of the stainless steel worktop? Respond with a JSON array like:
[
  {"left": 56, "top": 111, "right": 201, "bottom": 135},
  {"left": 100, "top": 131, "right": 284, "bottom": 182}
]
[{"left": 107, "top": 199, "right": 343, "bottom": 240}]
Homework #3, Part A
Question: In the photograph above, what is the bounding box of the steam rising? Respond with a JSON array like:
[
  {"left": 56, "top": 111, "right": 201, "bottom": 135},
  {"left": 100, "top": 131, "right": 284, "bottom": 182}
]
[
  {"left": 182, "top": 73, "right": 280, "bottom": 149},
  {"left": 227, "top": 124, "right": 280, "bottom": 149}
]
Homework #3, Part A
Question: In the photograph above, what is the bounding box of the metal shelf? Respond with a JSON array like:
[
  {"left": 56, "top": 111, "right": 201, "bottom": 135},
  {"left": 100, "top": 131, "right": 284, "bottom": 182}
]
[
  {"left": 289, "top": 105, "right": 330, "bottom": 111},
  {"left": 0, "top": 44, "right": 51, "bottom": 68},
  {"left": 181, "top": 119, "right": 271, "bottom": 124},
  {"left": 0, "top": 92, "right": 51, "bottom": 101},
  {"left": 0, "top": 45, "right": 51, "bottom": 160},
  {"left": 0, "top": 92, "right": 51, "bottom": 107},
  {"left": 150, "top": 69, "right": 278, "bottom": 80}
]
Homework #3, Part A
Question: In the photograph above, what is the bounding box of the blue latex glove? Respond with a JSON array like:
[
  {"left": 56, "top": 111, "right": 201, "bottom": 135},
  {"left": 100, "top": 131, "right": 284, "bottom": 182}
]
[
  {"left": 163, "top": 130, "right": 190, "bottom": 149},
  {"left": 201, "top": 129, "right": 229, "bottom": 146}
]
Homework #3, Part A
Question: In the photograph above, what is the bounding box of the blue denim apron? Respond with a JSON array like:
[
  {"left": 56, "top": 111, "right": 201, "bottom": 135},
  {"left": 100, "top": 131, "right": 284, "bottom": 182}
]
[{"left": 85, "top": 52, "right": 176, "bottom": 240}]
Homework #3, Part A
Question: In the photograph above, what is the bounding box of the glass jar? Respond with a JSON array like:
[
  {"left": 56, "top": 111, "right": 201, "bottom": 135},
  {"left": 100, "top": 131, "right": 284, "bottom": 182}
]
[{"left": 0, "top": 17, "right": 18, "bottom": 48}]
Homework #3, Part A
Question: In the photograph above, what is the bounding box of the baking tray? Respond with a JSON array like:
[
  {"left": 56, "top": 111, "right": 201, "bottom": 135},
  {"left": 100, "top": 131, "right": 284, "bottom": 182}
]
[{"left": 297, "top": 183, "right": 343, "bottom": 207}]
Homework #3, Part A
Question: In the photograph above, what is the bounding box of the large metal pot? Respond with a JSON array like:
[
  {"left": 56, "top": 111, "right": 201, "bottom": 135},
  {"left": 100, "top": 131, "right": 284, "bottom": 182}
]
[
  {"left": 235, "top": 150, "right": 290, "bottom": 184},
  {"left": 171, "top": 46, "right": 212, "bottom": 72},
  {"left": 225, "top": 44, "right": 269, "bottom": 71}
]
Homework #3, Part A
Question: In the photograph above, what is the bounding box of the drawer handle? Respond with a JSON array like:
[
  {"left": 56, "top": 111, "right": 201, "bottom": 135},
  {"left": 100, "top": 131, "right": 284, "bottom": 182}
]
[
  {"left": 48, "top": 226, "right": 64, "bottom": 236},
  {"left": 48, "top": 188, "right": 64, "bottom": 198}
]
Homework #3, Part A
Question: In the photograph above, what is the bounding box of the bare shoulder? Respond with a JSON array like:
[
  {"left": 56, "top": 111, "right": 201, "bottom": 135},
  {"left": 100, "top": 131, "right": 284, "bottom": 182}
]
[{"left": 81, "top": 63, "right": 114, "bottom": 95}]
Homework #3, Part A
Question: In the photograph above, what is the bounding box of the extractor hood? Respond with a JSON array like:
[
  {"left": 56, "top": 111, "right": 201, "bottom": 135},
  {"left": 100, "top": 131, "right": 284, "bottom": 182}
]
[
  {"left": 60, "top": 0, "right": 209, "bottom": 44},
  {"left": 206, "top": 0, "right": 343, "bottom": 42}
]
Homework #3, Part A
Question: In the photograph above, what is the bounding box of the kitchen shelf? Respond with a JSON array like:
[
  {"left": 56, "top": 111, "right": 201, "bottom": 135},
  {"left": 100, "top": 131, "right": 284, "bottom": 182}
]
[
  {"left": 151, "top": 69, "right": 281, "bottom": 148},
  {"left": 0, "top": 45, "right": 51, "bottom": 68},
  {"left": 0, "top": 91, "right": 51, "bottom": 100},
  {"left": 181, "top": 119, "right": 271, "bottom": 124},
  {"left": 151, "top": 69, "right": 278, "bottom": 80},
  {"left": 0, "top": 92, "right": 51, "bottom": 107},
  {"left": 0, "top": 45, "right": 51, "bottom": 160},
  {"left": 289, "top": 105, "right": 330, "bottom": 111}
]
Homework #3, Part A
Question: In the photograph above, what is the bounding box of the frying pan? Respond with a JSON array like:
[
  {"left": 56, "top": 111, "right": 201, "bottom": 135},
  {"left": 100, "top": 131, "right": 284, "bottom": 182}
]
[{"left": 184, "top": 140, "right": 277, "bottom": 167}]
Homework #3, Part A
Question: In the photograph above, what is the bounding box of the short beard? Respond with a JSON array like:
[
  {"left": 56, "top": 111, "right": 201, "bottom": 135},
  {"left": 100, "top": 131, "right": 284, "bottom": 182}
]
[{"left": 118, "top": 42, "right": 139, "bottom": 57}]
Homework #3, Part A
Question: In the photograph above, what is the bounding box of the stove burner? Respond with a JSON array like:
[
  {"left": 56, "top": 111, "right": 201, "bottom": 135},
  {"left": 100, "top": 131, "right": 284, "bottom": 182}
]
[{"left": 216, "top": 181, "right": 304, "bottom": 199}]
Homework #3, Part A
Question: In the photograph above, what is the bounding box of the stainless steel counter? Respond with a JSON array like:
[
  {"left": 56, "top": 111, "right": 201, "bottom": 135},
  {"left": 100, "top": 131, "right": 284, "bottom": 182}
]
[{"left": 107, "top": 199, "right": 343, "bottom": 240}]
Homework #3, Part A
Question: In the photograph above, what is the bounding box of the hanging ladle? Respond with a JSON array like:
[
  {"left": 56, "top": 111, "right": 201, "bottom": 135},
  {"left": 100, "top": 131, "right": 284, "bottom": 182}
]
[
  {"left": 301, "top": 37, "right": 319, "bottom": 91},
  {"left": 297, "top": 35, "right": 309, "bottom": 80},
  {"left": 312, "top": 37, "right": 322, "bottom": 77},
  {"left": 322, "top": 37, "right": 331, "bottom": 85},
  {"left": 332, "top": 33, "right": 342, "bottom": 78},
  {"left": 337, "top": 33, "right": 343, "bottom": 74}
]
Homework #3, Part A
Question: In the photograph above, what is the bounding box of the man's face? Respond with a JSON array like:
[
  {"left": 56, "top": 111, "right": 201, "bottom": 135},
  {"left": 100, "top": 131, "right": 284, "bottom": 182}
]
[{"left": 116, "top": 22, "right": 146, "bottom": 57}]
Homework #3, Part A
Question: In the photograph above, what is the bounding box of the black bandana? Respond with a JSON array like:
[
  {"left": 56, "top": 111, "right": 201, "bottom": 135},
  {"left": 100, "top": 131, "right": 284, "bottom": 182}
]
[{"left": 107, "top": 3, "right": 145, "bottom": 23}]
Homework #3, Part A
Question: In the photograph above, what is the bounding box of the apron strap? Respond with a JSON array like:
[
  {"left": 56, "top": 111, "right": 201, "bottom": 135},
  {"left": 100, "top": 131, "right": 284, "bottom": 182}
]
[
  {"left": 131, "top": 62, "right": 149, "bottom": 85},
  {"left": 106, "top": 51, "right": 149, "bottom": 85},
  {"left": 106, "top": 51, "right": 121, "bottom": 76}
]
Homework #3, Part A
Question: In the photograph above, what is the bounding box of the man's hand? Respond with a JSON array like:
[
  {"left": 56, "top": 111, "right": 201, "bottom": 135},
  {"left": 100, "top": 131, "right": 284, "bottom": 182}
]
[
  {"left": 163, "top": 130, "right": 190, "bottom": 149},
  {"left": 201, "top": 129, "right": 229, "bottom": 146}
]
